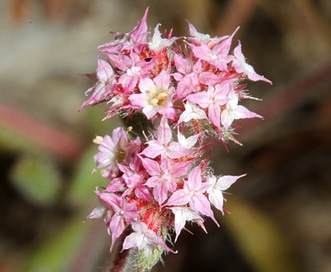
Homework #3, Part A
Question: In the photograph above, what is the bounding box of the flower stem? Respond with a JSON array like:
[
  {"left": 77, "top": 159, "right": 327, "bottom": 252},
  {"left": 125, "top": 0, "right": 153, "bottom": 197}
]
[{"left": 110, "top": 247, "right": 136, "bottom": 272}]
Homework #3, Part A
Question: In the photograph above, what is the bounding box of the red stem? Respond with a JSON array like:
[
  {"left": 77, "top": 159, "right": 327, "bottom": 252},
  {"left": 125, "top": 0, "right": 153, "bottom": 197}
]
[{"left": 0, "top": 102, "right": 83, "bottom": 160}]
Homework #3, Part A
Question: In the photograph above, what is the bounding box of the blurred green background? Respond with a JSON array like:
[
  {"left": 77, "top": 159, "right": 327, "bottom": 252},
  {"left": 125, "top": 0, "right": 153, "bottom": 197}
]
[{"left": 0, "top": 0, "right": 330, "bottom": 271}]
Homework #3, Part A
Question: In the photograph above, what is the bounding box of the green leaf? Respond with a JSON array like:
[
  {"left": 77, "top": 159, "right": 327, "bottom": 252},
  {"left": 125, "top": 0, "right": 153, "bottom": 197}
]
[
  {"left": 0, "top": 123, "right": 39, "bottom": 155},
  {"left": 10, "top": 155, "right": 61, "bottom": 206},
  {"left": 65, "top": 145, "right": 109, "bottom": 208},
  {"left": 221, "top": 198, "right": 301, "bottom": 272},
  {"left": 19, "top": 212, "right": 108, "bottom": 272},
  {"left": 84, "top": 106, "right": 122, "bottom": 136}
]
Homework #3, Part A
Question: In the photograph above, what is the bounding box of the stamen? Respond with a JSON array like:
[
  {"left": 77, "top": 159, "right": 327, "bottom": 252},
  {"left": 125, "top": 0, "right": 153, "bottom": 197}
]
[
  {"left": 157, "top": 92, "right": 168, "bottom": 99},
  {"left": 93, "top": 135, "right": 103, "bottom": 144},
  {"left": 150, "top": 98, "right": 159, "bottom": 105}
]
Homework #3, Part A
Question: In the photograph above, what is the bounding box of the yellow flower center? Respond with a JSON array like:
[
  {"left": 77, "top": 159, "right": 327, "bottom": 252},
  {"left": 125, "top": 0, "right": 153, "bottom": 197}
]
[{"left": 149, "top": 89, "right": 168, "bottom": 106}]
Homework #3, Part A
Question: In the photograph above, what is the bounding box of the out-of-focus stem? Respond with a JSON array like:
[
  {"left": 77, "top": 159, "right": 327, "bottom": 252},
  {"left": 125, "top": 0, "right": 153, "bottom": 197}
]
[{"left": 0, "top": 102, "right": 83, "bottom": 160}]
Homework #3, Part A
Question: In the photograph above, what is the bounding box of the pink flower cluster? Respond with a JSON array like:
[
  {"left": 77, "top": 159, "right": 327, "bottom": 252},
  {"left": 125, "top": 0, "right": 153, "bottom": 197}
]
[
  {"left": 80, "top": 9, "right": 271, "bottom": 141},
  {"left": 82, "top": 8, "right": 270, "bottom": 270}
]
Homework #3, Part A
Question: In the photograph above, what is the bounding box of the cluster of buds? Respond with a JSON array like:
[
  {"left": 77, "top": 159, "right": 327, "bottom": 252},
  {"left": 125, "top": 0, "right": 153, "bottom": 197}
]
[{"left": 81, "top": 8, "right": 271, "bottom": 271}]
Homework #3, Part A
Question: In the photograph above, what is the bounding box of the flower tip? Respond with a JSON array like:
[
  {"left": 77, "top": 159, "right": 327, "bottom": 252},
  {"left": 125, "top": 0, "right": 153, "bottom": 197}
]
[
  {"left": 239, "top": 173, "right": 247, "bottom": 179},
  {"left": 261, "top": 76, "right": 272, "bottom": 85},
  {"left": 211, "top": 216, "right": 220, "bottom": 227},
  {"left": 229, "top": 26, "right": 240, "bottom": 40},
  {"left": 227, "top": 135, "right": 243, "bottom": 146},
  {"left": 143, "top": 6, "right": 150, "bottom": 19}
]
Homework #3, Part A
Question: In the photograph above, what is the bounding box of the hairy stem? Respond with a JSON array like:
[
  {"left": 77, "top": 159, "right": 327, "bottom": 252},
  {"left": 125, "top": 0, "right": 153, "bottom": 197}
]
[{"left": 110, "top": 247, "right": 138, "bottom": 272}]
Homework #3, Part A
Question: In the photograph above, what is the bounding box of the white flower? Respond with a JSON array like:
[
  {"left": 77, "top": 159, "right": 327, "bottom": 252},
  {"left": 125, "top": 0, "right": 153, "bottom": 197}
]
[{"left": 207, "top": 174, "right": 245, "bottom": 213}]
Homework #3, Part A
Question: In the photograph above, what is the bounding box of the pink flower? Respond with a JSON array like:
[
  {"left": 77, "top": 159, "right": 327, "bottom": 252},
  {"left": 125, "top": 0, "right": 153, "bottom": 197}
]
[
  {"left": 141, "top": 118, "right": 190, "bottom": 159},
  {"left": 173, "top": 56, "right": 202, "bottom": 100},
  {"left": 95, "top": 191, "right": 138, "bottom": 251},
  {"left": 129, "top": 70, "right": 176, "bottom": 120},
  {"left": 177, "top": 101, "right": 208, "bottom": 124},
  {"left": 85, "top": 206, "right": 106, "bottom": 220},
  {"left": 177, "top": 129, "right": 201, "bottom": 149},
  {"left": 98, "top": 8, "right": 149, "bottom": 55},
  {"left": 118, "top": 52, "right": 154, "bottom": 91},
  {"left": 169, "top": 206, "right": 205, "bottom": 242},
  {"left": 93, "top": 128, "right": 140, "bottom": 178},
  {"left": 207, "top": 174, "right": 245, "bottom": 214},
  {"left": 189, "top": 28, "right": 238, "bottom": 72},
  {"left": 119, "top": 157, "right": 150, "bottom": 201},
  {"left": 149, "top": 24, "right": 176, "bottom": 51},
  {"left": 232, "top": 41, "right": 272, "bottom": 84},
  {"left": 166, "top": 165, "right": 218, "bottom": 225},
  {"left": 122, "top": 222, "right": 176, "bottom": 257},
  {"left": 187, "top": 82, "right": 230, "bottom": 130},
  {"left": 80, "top": 58, "right": 116, "bottom": 109},
  {"left": 221, "top": 89, "right": 262, "bottom": 130},
  {"left": 187, "top": 21, "right": 212, "bottom": 43},
  {"left": 104, "top": 177, "right": 126, "bottom": 193},
  {"left": 129, "top": 8, "right": 149, "bottom": 45},
  {"left": 141, "top": 156, "right": 189, "bottom": 205},
  {"left": 173, "top": 52, "right": 192, "bottom": 75},
  {"left": 187, "top": 21, "right": 230, "bottom": 48}
]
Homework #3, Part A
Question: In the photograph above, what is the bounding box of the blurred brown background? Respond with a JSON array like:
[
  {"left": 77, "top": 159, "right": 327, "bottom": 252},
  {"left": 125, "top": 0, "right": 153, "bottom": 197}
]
[{"left": 0, "top": 0, "right": 330, "bottom": 271}]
